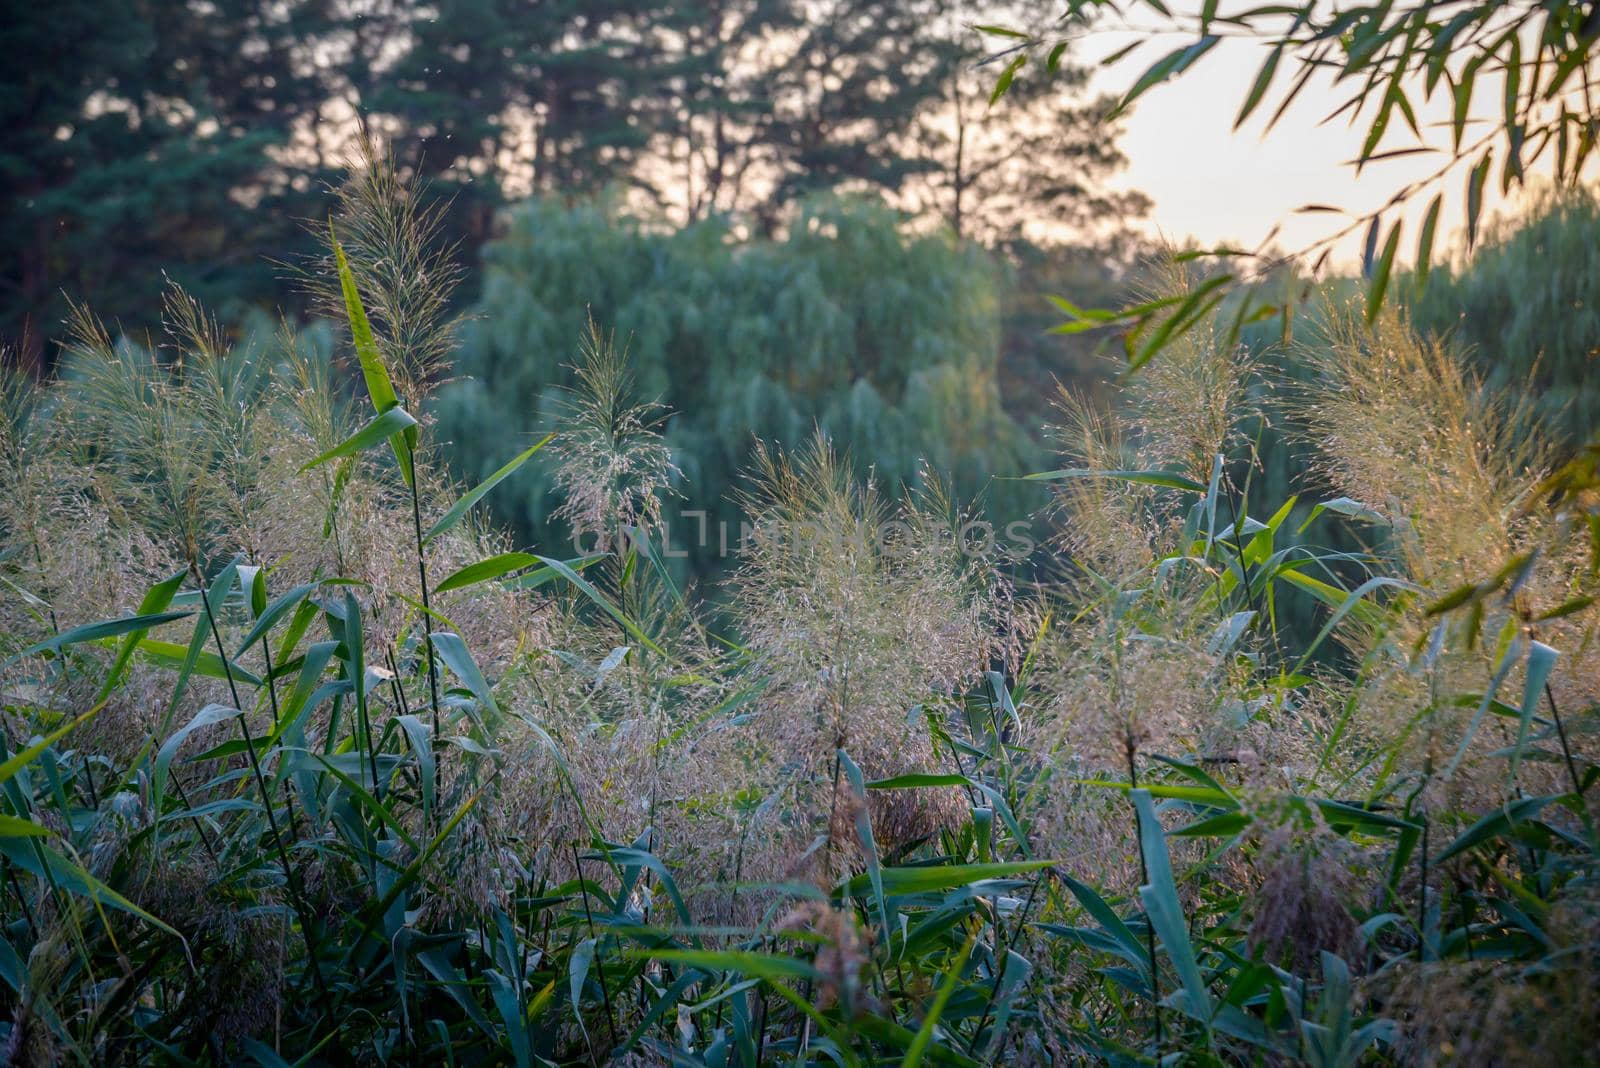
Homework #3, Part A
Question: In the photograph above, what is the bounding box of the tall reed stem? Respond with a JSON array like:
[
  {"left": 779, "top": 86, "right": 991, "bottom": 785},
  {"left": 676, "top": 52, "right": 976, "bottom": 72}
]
[
  {"left": 403, "top": 440, "right": 442, "bottom": 801},
  {"left": 192, "top": 564, "right": 329, "bottom": 1001},
  {"left": 1545, "top": 683, "right": 1595, "bottom": 841}
]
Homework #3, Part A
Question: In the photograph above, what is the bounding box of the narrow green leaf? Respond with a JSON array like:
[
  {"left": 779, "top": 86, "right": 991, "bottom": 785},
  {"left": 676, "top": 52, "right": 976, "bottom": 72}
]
[
  {"left": 1020, "top": 468, "right": 1207, "bottom": 493},
  {"left": 9, "top": 610, "right": 192, "bottom": 666},
  {"left": 0, "top": 838, "right": 176, "bottom": 934},
  {"left": 633, "top": 948, "right": 819, "bottom": 982},
  {"left": 989, "top": 54, "right": 1026, "bottom": 105},
  {"left": 133, "top": 638, "right": 264, "bottom": 689},
  {"left": 1365, "top": 219, "right": 1401, "bottom": 322},
  {"left": 902, "top": 926, "right": 978, "bottom": 1068},
  {"left": 153, "top": 703, "right": 242, "bottom": 819},
  {"left": 839, "top": 749, "right": 890, "bottom": 943},
  {"left": 299, "top": 406, "right": 418, "bottom": 473},
  {"left": 1433, "top": 794, "right": 1563, "bottom": 865},
  {"left": 1416, "top": 193, "right": 1442, "bottom": 291},
  {"left": 1236, "top": 43, "right": 1283, "bottom": 128},
  {"left": 0, "top": 704, "right": 107, "bottom": 789},
  {"left": 535, "top": 554, "right": 665, "bottom": 655},
  {"left": 837, "top": 859, "right": 1052, "bottom": 898},
  {"left": 330, "top": 222, "right": 416, "bottom": 488},
  {"left": 423, "top": 434, "right": 553, "bottom": 545},
  {"left": 1466, "top": 149, "right": 1493, "bottom": 250},
  {"left": 973, "top": 24, "right": 1028, "bottom": 38},
  {"left": 1131, "top": 789, "right": 1212, "bottom": 1023},
  {"left": 96, "top": 570, "right": 186, "bottom": 702},
  {"left": 435, "top": 552, "right": 541, "bottom": 594},
  {"left": 431, "top": 631, "right": 499, "bottom": 718},
  {"left": 1507, "top": 641, "right": 1559, "bottom": 784},
  {"left": 235, "top": 582, "right": 318, "bottom": 657}
]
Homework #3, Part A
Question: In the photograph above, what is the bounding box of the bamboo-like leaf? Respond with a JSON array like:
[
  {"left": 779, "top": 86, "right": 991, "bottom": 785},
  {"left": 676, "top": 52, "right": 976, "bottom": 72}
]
[
  {"left": 9, "top": 609, "right": 192, "bottom": 666},
  {"left": 434, "top": 552, "right": 541, "bottom": 594},
  {"left": 973, "top": 23, "right": 1028, "bottom": 38},
  {"left": 1466, "top": 149, "right": 1493, "bottom": 250},
  {"left": 396, "top": 714, "right": 435, "bottom": 825},
  {"left": 1507, "top": 641, "right": 1559, "bottom": 784},
  {"left": 133, "top": 638, "right": 264, "bottom": 689},
  {"left": 1236, "top": 42, "right": 1283, "bottom": 128},
  {"left": 95, "top": 570, "right": 186, "bottom": 702},
  {"left": 989, "top": 53, "right": 1026, "bottom": 105},
  {"left": 836, "top": 859, "right": 1052, "bottom": 898},
  {"left": 234, "top": 582, "right": 318, "bottom": 657},
  {"left": 1415, "top": 193, "right": 1442, "bottom": 291},
  {"left": 1058, "top": 873, "right": 1147, "bottom": 972},
  {"left": 1118, "top": 36, "right": 1219, "bottom": 113},
  {"left": 1433, "top": 793, "right": 1564, "bottom": 865},
  {"left": 839, "top": 749, "right": 890, "bottom": 942},
  {"left": 632, "top": 948, "right": 819, "bottom": 983},
  {"left": 1365, "top": 219, "right": 1401, "bottom": 321},
  {"left": 330, "top": 222, "right": 416, "bottom": 488},
  {"left": 431, "top": 631, "right": 499, "bottom": 718},
  {"left": 0, "top": 814, "right": 49, "bottom": 839},
  {"left": 0, "top": 837, "right": 176, "bottom": 934},
  {"left": 423, "top": 433, "right": 553, "bottom": 545},
  {"left": 0, "top": 704, "right": 107, "bottom": 789},
  {"left": 1021, "top": 468, "right": 1207, "bottom": 493},
  {"left": 867, "top": 773, "right": 971, "bottom": 790},
  {"left": 299, "top": 406, "right": 418, "bottom": 473},
  {"left": 534, "top": 554, "right": 665, "bottom": 655},
  {"left": 153, "top": 703, "right": 241, "bottom": 818},
  {"left": 1131, "top": 789, "right": 1212, "bottom": 1024}
]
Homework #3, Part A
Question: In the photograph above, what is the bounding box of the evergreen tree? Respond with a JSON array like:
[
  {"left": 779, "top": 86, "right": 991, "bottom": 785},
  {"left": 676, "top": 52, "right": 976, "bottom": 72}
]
[
  {"left": 1, "top": 0, "right": 1144, "bottom": 358},
  {"left": 0, "top": 0, "right": 349, "bottom": 361}
]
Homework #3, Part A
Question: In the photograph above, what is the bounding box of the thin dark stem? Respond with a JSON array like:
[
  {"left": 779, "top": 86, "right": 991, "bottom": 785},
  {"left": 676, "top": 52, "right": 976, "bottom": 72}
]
[
  {"left": 5, "top": 864, "right": 38, "bottom": 940},
  {"left": 1417, "top": 814, "right": 1430, "bottom": 961},
  {"left": 192, "top": 565, "right": 329, "bottom": 1002},
  {"left": 260, "top": 629, "right": 285, "bottom": 734},
  {"left": 967, "top": 872, "right": 1043, "bottom": 1056},
  {"left": 280, "top": 780, "right": 303, "bottom": 846},
  {"left": 1222, "top": 470, "right": 1269, "bottom": 635},
  {"left": 385, "top": 646, "right": 413, "bottom": 720},
  {"left": 258, "top": 635, "right": 320, "bottom": 968},
  {"left": 572, "top": 841, "right": 619, "bottom": 1051},
  {"left": 402, "top": 440, "right": 442, "bottom": 799},
  {"left": 81, "top": 758, "right": 100, "bottom": 811},
  {"left": 30, "top": 533, "right": 59, "bottom": 636},
  {"left": 714, "top": 822, "right": 749, "bottom": 1034},
  {"left": 753, "top": 964, "right": 770, "bottom": 1066},
  {"left": 169, "top": 772, "right": 221, "bottom": 868},
  {"left": 1544, "top": 682, "right": 1595, "bottom": 840}
]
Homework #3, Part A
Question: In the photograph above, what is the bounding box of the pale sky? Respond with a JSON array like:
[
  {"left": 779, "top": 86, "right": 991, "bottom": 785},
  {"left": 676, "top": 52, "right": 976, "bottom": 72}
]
[{"left": 1070, "top": 15, "right": 1553, "bottom": 269}]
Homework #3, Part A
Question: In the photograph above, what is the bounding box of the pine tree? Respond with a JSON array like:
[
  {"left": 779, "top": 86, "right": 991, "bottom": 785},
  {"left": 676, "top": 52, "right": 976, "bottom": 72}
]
[{"left": 0, "top": 0, "right": 348, "bottom": 361}]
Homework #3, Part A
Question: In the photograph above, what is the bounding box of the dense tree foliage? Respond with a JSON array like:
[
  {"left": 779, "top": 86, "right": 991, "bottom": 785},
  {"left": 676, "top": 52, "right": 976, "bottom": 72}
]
[
  {"left": 1410, "top": 189, "right": 1600, "bottom": 446},
  {"left": 435, "top": 194, "right": 1046, "bottom": 580},
  {"left": 1, "top": 0, "right": 1134, "bottom": 360},
  {"left": 0, "top": 0, "right": 349, "bottom": 363}
]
